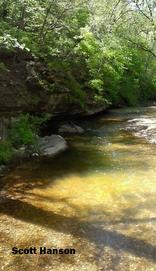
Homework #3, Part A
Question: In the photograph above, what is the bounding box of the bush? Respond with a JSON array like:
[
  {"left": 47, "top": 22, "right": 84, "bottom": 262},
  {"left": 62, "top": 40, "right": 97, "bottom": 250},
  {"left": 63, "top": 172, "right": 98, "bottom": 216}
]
[
  {"left": 10, "top": 113, "right": 50, "bottom": 150},
  {"left": 0, "top": 114, "right": 51, "bottom": 164},
  {"left": 10, "top": 114, "right": 37, "bottom": 148},
  {"left": 0, "top": 140, "right": 13, "bottom": 164}
]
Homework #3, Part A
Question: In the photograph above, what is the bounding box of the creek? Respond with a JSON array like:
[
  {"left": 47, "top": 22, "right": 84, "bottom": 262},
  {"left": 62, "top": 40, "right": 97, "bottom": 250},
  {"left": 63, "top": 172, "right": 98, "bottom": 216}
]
[{"left": 1, "top": 107, "right": 156, "bottom": 271}]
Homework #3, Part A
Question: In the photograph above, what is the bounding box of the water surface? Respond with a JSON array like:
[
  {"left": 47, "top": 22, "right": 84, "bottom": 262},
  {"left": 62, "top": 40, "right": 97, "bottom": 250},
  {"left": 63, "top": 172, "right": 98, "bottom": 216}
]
[{"left": 1, "top": 107, "right": 156, "bottom": 270}]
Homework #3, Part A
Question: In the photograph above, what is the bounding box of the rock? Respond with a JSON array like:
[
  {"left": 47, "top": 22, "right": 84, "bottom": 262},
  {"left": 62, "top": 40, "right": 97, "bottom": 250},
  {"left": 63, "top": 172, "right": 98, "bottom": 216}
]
[
  {"left": 39, "top": 135, "right": 68, "bottom": 157},
  {"left": 84, "top": 105, "right": 108, "bottom": 116},
  {"left": 58, "top": 123, "right": 84, "bottom": 134}
]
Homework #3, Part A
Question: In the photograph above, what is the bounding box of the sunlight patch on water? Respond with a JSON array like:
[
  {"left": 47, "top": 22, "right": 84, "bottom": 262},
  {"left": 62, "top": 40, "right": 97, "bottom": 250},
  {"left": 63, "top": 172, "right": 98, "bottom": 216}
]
[{"left": 126, "top": 109, "right": 156, "bottom": 143}]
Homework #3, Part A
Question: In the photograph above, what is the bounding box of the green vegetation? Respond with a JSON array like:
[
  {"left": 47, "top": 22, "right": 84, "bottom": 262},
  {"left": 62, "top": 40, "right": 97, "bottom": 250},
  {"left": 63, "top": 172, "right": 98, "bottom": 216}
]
[
  {"left": 10, "top": 114, "right": 38, "bottom": 147},
  {"left": 0, "top": 1, "right": 156, "bottom": 163},
  {"left": 0, "top": 114, "right": 50, "bottom": 164},
  {"left": 0, "top": 140, "right": 13, "bottom": 163},
  {"left": 0, "top": 0, "right": 155, "bottom": 106}
]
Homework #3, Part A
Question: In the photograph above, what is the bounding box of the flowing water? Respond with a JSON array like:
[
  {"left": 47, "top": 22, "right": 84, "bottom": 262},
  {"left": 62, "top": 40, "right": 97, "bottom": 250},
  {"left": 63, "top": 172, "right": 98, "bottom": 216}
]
[{"left": 1, "top": 107, "right": 156, "bottom": 270}]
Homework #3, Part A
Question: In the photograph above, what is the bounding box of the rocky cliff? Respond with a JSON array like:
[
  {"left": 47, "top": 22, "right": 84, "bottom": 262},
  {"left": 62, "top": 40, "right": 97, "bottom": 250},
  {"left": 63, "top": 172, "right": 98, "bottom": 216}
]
[{"left": 0, "top": 48, "right": 107, "bottom": 117}]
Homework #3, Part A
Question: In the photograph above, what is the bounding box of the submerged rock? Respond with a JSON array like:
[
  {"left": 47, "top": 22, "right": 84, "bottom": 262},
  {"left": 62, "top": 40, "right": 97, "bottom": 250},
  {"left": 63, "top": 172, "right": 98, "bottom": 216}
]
[
  {"left": 39, "top": 135, "right": 68, "bottom": 157},
  {"left": 58, "top": 123, "right": 84, "bottom": 134}
]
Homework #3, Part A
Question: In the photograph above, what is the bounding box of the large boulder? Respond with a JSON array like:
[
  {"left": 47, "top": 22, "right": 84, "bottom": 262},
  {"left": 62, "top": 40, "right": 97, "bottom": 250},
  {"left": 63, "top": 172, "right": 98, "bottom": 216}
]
[
  {"left": 58, "top": 123, "right": 84, "bottom": 134},
  {"left": 39, "top": 135, "right": 68, "bottom": 157}
]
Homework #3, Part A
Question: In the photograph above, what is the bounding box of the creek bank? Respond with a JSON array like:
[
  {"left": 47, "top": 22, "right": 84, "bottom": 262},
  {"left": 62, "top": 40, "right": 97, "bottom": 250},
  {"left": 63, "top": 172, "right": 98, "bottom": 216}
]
[
  {"left": 0, "top": 47, "right": 108, "bottom": 170},
  {"left": 0, "top": 115, "right": 86, "bottom": 170},
  {"left": 0, "top": 48, "right": 108, "bottom": 116},
  {"left": 0, "top": 134, "right": 68, "bottom": 176}
]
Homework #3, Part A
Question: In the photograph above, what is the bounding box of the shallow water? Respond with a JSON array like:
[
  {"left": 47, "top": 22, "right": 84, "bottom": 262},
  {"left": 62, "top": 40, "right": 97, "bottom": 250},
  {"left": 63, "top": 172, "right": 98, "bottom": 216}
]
[{"left": 1, "top": 107, "right": 156, "bottom": 270}]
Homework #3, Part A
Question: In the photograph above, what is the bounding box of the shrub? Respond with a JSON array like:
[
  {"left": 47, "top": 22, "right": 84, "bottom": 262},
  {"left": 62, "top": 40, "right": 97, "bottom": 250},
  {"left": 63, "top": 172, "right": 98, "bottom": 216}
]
[
  {"left": 10, "top": 114, "right": 37, "bottom": 148},
  {"left": 10, "top": 113, "right": 50, "bottom": 151},
  {"left": 0, "top": 140, "right": 13, "bottom": 164}
]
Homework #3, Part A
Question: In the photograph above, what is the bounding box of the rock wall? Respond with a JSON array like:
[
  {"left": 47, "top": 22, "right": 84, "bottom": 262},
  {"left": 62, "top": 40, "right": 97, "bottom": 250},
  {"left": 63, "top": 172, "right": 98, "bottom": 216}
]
[{"left": 0, "top": 48, "right": 108, "bottom": 117}]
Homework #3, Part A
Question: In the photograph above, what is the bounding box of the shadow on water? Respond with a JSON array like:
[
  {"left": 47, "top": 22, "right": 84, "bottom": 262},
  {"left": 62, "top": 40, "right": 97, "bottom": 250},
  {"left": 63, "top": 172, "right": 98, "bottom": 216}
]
[
  {"left": 1, "top": 197, "right": 156, "bottom": 262},
  {"left": 1, "top": 138, "right": 152, "bottom": 194}
]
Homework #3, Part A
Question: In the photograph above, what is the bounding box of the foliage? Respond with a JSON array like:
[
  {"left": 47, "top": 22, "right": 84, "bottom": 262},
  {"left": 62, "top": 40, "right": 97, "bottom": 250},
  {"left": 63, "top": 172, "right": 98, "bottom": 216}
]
[
  {"left": 10, "top": 113, "right": 50, "bottom": 149},
  {"left": 0, "top": 140, "right": 13, "bottom": 163},
  {"left": 0, "top": 113, "right": 51, "bottom": 164},
  {"left": 10, "top": 114, "right": 37, "bottom": 147},
  {"left": 0, "top": 0, "right": 155, "bottom": 106},
  {"left": 0, "top": 0, "right": 156, "bottom": 164}
]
